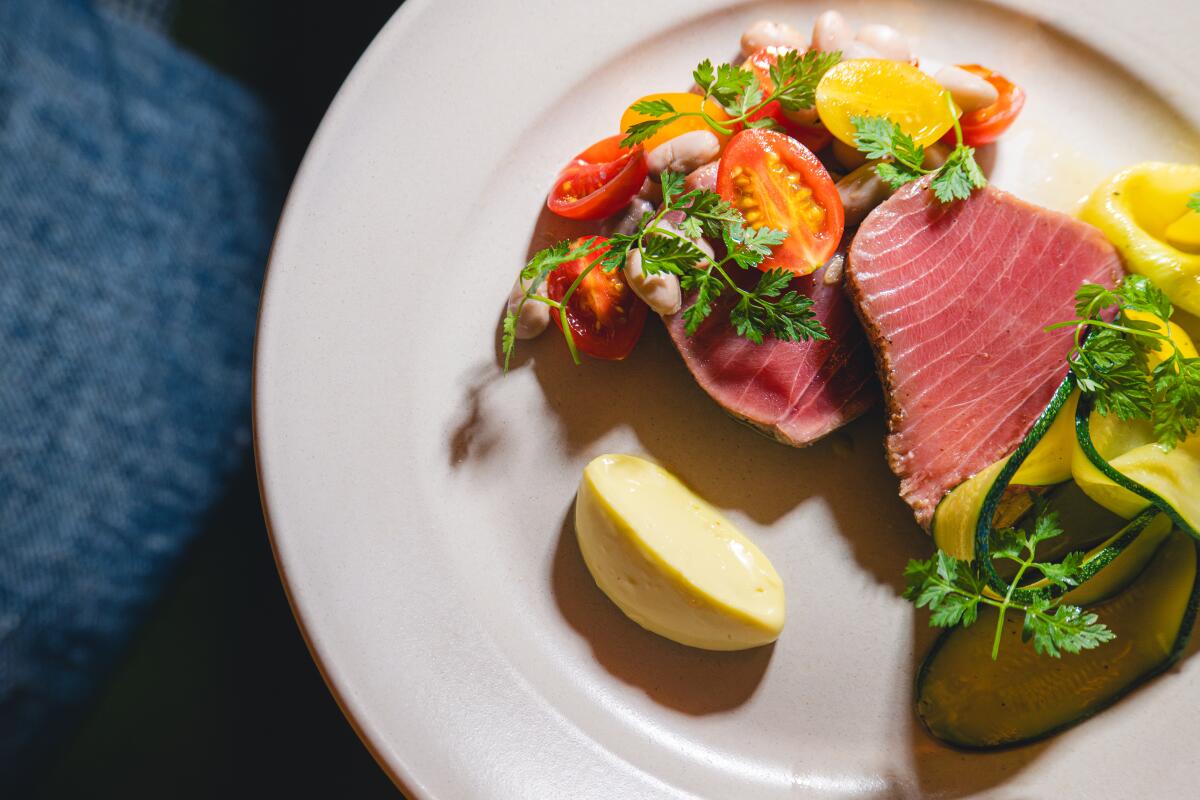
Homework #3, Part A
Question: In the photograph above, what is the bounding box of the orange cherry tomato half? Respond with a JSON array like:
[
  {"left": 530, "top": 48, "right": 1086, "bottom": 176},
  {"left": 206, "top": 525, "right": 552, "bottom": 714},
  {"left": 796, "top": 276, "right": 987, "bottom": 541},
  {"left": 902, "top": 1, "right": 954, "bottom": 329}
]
[
  {"left": 620, "top": 93, "right": 732, "bottom": 152},
  {"left": 545, "top": 237, "right": 648, "bottom": 360},
  {"left": 547, "top": 136, "right": 648, "bottom": 221},
  {"left": 717, "top": 129, "right": 844, "bottom": 275},
  {"left": 743, "top": 47, "right": 834, "bottom": 152},
  {"left": 948, "top": 64, "right": 1025, "bottom": 147}
]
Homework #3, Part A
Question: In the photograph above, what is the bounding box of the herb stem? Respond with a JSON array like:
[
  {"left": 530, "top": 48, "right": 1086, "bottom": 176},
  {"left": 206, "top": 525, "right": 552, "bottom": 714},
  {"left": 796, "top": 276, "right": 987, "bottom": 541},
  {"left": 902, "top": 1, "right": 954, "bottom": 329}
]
[
  {"left": 711, "top": 259, "right": 754, "bottom": 299},
  {"left": 992, "top": 554, "right": 1034, "bottom": 660},
  {"left": 948, "top": 91, "right": 965, "bottom": 149},
  {"left": 522, "top": 294, "right": 561, "bottom": 309},
  {"left": 557, "top": 262, "right": 598, "bottom": 366},
  {"left": 1045, "top": 318, "right": 1174, "bottom": 343},
  {"left": 698, "top": 110, "right": 735, "bottom": 135}
]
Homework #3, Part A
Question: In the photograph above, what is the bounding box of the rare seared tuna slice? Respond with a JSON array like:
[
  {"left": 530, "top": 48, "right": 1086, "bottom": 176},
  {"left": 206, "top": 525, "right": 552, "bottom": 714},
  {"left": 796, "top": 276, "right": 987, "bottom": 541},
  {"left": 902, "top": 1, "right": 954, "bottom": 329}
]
[
  {"left": 665, "top": 262, "right": 877, "bottom": 447},
  {"left": 846, "top": 180, "right": 1124, "bottom": 527}
]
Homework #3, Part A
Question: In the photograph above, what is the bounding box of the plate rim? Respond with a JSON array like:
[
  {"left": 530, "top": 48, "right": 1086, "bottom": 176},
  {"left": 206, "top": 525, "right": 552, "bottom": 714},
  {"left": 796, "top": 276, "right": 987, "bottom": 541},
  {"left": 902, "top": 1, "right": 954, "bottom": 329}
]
[{"left": 252, "top": 0, "right": 435, "bottom": 796}]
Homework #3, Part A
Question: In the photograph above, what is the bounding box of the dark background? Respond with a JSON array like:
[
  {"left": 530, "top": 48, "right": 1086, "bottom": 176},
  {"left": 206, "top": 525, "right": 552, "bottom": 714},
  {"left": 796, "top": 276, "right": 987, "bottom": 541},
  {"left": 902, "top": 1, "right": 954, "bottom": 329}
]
[{"left": 35, "top": 2, "right": 404, "bottom": 796}]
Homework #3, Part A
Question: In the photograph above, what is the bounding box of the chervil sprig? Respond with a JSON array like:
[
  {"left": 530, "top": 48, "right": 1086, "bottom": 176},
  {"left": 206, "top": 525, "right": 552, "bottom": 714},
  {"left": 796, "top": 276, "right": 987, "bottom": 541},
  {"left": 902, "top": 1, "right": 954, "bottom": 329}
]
[
  {"left": 621, "top": 51, "right": 841, "bottom": 148},
  {"left": 1046, "top": 275, "right": 1200, "bottom": 449},
  {"left": 850, "top": 94, "right": 987, "bottom": 203},
  {"left": 1189, "top": 192, "right": 1200, "bottom": 214},
  {"left": 502, "top": 171, "right": 828, "bottom": 369},
  {"left": 603, "top": 172, "right": 828, "bottom": 342},
  {"left": 904, "top": 501, "right": 1112, "bottom": 659},
  {"left": 502, "top": 236, "right": 607, "bottom": 370}
]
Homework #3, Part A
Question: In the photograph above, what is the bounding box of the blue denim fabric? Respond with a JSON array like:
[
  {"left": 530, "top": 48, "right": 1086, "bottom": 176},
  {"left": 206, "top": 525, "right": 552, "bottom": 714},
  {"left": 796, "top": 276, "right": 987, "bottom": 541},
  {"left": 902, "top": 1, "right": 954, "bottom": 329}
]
[{"left": 0, "top": 0, "right": 281, "bottom": 777}]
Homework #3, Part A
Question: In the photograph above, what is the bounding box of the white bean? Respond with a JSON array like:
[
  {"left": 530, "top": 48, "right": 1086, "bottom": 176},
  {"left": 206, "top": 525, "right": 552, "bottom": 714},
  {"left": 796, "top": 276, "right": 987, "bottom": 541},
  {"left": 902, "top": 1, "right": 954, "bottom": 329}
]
[
  {"left": 740, "top": 19, "right": 806, "bottom": 57},
  {"left": 840, "top": 41, "right": 883, "bottom": 61},
  {"left": 855, "top": 24, "right": 913, "bottom": 62},
  {"left": 506, "top": 275, "right": 550, "bottom": 339},
  {"left": 811, "top": 10, "right": 853, "bottom": 53},
  {"left": 637, "top": 177, "right": 663, "bottom": 204},
  {"left": 934, "top": 64, "right": 999, "bottom": 113},
  {"left": 624, "top": 220, "right": 715, "bottom": 316},
  {"left": 624, "top": 249, "right": 682, "bottom": 316},
  {"left": 837, "top": 163, "right": 893, "bottom": 227},
  {"left": 684, "top": 161, "right": 719, "bottom": 193},
  {"left": 822, "top": 253, "right": 845, "bottom": 286},
  {"left": 832, "top": 138, "right": 867, "bottom": 171},
  {"left": 646, "top": 131, "right": 721, "bottom": 178}
]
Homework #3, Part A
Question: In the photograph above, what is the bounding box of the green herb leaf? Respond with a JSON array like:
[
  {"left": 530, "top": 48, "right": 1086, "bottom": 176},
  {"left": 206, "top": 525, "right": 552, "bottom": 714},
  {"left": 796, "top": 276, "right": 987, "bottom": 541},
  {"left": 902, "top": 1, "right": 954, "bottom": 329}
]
[
  {"left": 680, "top": 270, "right": 723, "bottom": 335},
  {"left": 629, "top": 98, "right": 676, "bottom": 117},
  {"left": 1120, "top": 273, "right": 1174, "bottom": 321},
  {"left": 851, "top": 115, "right": 924, "bottom": 166},
  {"left": 875, "top": 160, "right": 925, "bottom": 190},
  {"left": 620, "top": 118, "right": 678, "bottom": 148},
  {"left": 930, "top": 592, "right": 981, "bottom": 628},
  {"left": 989, "top": 527, "right": 1026, "bottom": 562},
  {"left": 1037, "top": 551, "right": 1085, "bottom": 589},
  {"left": 741, "top": 226, "right": 790, "bottom": 257},
  {"left": 1153, "top": 356, "right": 1200, "bottom": 448},
  {"left": 639, "top": 230, "right": 710, "bottom": 276},
  {"left": 501, "top": 310, "right": 519, "bottom": 373},
  {"left": 710, "top": 63, "right": 755, "bottom": 108},
  {"left": 1074, "top": 283, "right": 1118, "bottom": 318},
  {"left": 851, "top": 114, "right": 987, "bottom": 204},
  {"left": 930, "top": 145, "right": 987, "bottom": 203},
  {"left": 692, "top": 60, "right": 716, "bottom": 94},
  {"left": 728, "top": 270, "right": 827, "bottom": 345},
  {"left": 728, "top": 75, "right": 766, "bottom": 118},
  {"left": 1189, "top": 192, "right": 1200, "bottom": 214},
  {"left": 1027, "top": 503, "right": 1065, "bottom": 548},
  {"left": 744, "top": 116, "right": 783, "bottom": 131},
  {"left": 521, "top": 236, "right": 603, "bottom": 285},
  {"left": 1059, "top": 275, "right": 1200, "bottom": 449},
  {"left": 684, "top": 191, "right": 743, "bottom": 238},
  {"left": 904, "top": 502, "right": 1110, "bottom": 659},
  {"left": 596, "top": 233, "right": 636, "bottom": 273},
  {"left": 770, "top": 49, "right": 842, "bottom": 111},
  {"left": 660, "top": 170, "right": 687, "bottom": 205},
  {"left": 752, "top": 267, "right": 795, "bottom": 299},
  {"left": 1023, "top": 604, "right": 1114, "bottom": 658}
]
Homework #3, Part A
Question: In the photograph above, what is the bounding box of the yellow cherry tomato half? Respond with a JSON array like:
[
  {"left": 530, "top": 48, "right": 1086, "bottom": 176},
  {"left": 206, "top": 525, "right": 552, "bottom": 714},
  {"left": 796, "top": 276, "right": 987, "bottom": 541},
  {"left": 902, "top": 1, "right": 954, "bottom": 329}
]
[
  {"left": 619, "top": 93, "right": 732, "bottom": 153},
  {"left": 815, "top": 58, "right": 958, "bottom": 148}
]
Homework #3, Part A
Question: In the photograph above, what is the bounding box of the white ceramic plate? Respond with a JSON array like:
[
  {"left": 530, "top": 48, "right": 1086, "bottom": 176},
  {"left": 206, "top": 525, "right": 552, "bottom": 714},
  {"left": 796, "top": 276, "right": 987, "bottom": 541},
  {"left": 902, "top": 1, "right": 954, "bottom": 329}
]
[{"left": 254, "top": 1, "right": 1200, "bottom": 797}]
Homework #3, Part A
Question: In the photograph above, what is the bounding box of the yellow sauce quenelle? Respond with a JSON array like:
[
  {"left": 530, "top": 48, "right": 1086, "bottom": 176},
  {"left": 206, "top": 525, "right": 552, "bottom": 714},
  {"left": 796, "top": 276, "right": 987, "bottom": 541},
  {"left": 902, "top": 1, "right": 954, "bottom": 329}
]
[
  {"left": 575, "top": 454, "right": 784, "bottom": 650},
  {"left": 1081, "top": 162, "right": 1200, "bottom": 317},
  {"left": 815, "top": 59, "right": 958, "bottom": 148}
]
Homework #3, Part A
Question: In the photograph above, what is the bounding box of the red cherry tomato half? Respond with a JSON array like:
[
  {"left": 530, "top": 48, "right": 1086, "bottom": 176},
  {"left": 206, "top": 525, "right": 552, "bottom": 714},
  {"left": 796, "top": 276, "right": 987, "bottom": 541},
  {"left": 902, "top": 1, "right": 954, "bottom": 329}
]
[
  {"left": 743, "top": 47, "right": 834, "bottom": 152},
  {"left": 947, "top": 64, "right": 1025, "bottom": 147},
  {"left": 717, "top": 129, "right": 844, "bottom": 275},
  {"left": 547, "top": 136, "right": 649, "bottom": 221},
  {"left": 545, "top": 237, "right": 648, "bottom": 360}
]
